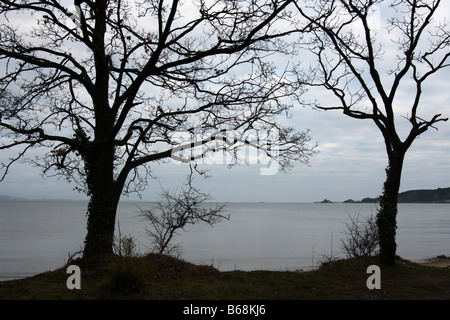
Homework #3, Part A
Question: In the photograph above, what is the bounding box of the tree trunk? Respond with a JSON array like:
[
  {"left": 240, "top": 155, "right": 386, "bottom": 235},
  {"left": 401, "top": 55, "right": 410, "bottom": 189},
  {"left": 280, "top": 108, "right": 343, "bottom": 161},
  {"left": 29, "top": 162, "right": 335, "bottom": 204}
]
[
  {"left": 82, "top": 141, "right": 119, "bottom": 259},
  {"left": 376, "top": 151, "right": 405, "bottom": 266}
]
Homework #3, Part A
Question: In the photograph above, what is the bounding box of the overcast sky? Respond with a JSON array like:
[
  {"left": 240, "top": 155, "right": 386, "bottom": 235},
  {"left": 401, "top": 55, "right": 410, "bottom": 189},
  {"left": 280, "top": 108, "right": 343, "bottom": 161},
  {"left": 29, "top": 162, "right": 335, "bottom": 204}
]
[
  {"left": 0, "top": 1, "right": 449, "bottom": 203},
  {"left": 2, "top": 98, "right": 448, "bottom": 203}
]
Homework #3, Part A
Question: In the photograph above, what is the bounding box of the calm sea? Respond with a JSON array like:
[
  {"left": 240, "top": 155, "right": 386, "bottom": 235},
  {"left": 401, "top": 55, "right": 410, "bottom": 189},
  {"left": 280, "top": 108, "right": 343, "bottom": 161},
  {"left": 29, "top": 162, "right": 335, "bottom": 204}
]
[{"left": 0, "top": 200, "right": 449, "bottom": 281}]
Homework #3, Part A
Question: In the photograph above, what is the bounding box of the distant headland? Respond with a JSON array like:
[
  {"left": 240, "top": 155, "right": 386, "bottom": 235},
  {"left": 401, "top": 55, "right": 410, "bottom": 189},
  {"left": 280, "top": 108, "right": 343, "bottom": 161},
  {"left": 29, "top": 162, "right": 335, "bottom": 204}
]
[{"left": 316, "top": 187, "right": 450, "bottom": 204}]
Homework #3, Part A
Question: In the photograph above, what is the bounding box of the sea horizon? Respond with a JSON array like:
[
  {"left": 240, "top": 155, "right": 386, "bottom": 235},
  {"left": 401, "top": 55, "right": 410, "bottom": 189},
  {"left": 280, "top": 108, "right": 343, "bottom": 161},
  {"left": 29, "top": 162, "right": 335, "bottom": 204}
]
[{"left": 1, "top": 200, "right": 449, "bottom": 281}]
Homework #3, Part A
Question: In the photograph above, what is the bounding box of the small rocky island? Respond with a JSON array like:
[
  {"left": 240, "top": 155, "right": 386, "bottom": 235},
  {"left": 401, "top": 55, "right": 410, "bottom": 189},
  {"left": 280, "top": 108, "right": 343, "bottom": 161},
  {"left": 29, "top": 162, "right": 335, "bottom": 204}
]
[{"left": 317, "top": 187, "right": 450, "bottom": 203}]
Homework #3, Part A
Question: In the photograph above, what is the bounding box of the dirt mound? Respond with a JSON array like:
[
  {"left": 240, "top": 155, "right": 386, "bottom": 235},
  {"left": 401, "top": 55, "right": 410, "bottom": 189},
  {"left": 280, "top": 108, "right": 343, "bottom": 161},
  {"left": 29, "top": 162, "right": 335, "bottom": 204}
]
[{"left": 144, "top": 253, "right": 220, "bottom": 281}]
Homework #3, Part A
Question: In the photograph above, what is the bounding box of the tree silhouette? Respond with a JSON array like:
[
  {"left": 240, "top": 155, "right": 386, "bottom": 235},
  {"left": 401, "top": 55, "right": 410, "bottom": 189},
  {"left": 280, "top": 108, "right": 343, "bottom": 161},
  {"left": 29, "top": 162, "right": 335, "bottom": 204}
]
[
  {"left": 292, "top": 0, "right": 449, "bottom": 265},
  {"left": 140, "top": 164, "right": 229, "bottom": 257},
  {"left": 0, "top": 0, "right": 316, "bottom": 258}
]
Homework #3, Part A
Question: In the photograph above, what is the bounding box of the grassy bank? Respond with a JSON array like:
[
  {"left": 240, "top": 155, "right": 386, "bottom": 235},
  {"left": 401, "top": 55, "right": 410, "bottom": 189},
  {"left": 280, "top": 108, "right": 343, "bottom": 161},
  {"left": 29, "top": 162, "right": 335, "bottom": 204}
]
[{"left": 0, "top": 254, "right": 449, "bottom": 300}]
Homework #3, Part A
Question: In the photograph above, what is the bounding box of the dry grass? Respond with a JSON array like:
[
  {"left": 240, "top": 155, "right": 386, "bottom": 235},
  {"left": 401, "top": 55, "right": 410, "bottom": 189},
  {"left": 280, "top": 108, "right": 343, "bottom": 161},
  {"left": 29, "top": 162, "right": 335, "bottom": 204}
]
[{"left": 0, "top": 254, "right": 449, "bottom": 300}]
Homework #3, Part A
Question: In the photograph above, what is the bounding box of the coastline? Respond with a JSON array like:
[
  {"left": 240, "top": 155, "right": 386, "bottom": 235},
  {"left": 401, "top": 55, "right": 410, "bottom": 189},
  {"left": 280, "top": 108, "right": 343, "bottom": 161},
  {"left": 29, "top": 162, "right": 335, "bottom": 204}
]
[{"left": 420, "top": 255, "right": 450, "bottom": 268}]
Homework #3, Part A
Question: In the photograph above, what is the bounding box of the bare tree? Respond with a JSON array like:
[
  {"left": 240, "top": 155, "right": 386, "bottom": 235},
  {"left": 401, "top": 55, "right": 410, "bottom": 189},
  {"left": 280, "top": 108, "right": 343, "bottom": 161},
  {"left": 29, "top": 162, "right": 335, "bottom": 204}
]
[
  {"left": 341, "top": 211, "right": 379, "bottom": 259},
  {"left": 292, "top": 0, "right": 449, "bottom": 265},
  {"left": 0, "top": 0, "right": 316, "bottom": 258},
  {"left": 140, "top": 165, "right": 228, "bottom": 257}
]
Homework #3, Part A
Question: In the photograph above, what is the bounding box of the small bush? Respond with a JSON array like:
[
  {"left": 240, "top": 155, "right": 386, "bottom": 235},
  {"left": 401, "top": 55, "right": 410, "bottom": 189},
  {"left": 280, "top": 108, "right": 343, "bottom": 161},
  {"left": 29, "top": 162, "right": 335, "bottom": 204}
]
[
  {"left": 140, "top": 170, "right": 228, "bottom": 257},
  {"left": 113, "top": 222, "right": 141, "bottom": 258},
  {"left": 341, "top": 211, "right": 379, "bottom": 258}
]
